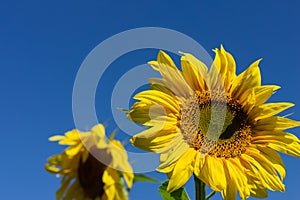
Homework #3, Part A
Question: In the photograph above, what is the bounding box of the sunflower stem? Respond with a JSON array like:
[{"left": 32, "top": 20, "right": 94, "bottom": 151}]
[
  {"left": 194, "top": 174, "right": 205, "bottom": 200},
  {"left": 205, "top": 191, "right": 216, "bottom": 199}
]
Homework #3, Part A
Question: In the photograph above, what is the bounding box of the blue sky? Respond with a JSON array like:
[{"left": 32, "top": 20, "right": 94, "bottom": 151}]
[{"left": 1, "top": 0, "right": 300, "bottom": 199}]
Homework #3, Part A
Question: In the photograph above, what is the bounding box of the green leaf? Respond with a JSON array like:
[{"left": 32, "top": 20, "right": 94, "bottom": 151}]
[
  {"left": 133, "top": 174, "right": 161, "bottom": 183},
  {"left": 158, "top": 180, "right": 190, "bottom": 200}
]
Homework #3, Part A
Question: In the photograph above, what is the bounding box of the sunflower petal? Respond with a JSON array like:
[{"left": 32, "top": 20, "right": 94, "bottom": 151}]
[
  {"left": 254, "top": 116, "right": 300, "bottom": 131},
  {"left": 157, "top": 137, "right": 189, "bottom": 172},
  {"left": 252, "top": 131, "right": 300, "bottom": 156},
  {"left": 243, "top": 149, "right": 285, "bottom": 191},
  {"left": 225, "top": 158, "right": 250, "bottom": 199},
  {"left": 212, "top": 45, "right": 237, "bottom": 90},
  {"left": 130, "top": 126, "right": 178, "bottom": 153},
  {"left": 254, "top": 85, "right": 280, "bottom": 105},
  {"left": 181, "top": 52, "right": 208, "bottom": 91},
  {"left": 200, "top": 156, "right": 227, "bottom": 191},
  {"left": 150, "top": 80, "right": 175, "bottom": 96},
  {"left": 239, "top": 157, "right": 268, "bottom": 198},
  {"left": 220, "top": 45, "right": 237, "bottom": 81},
  {"left": 49, "top": 135, "right": 65, "bottom": 141},
  {"left": 231, "top": 59, "right": 262, "bottom": 99},
  {"left": 180, "top": 52, "right": 208, "bottom": 75},
  {"left": 103, "top": 168, "right": 119, "bottom": 200},
  {"left": 249, "top": 102, "right": 295, "bottom": 121},
  {"left": 221, "top": 159, "right": 238, "bottom": 200},
  {"left": 148, "top": 53, "right": 193, "bottom": 99},
  {"left": 157, "top": 50, "right": 177, "bottom": 69},
  {"left": 212, "top": 47, "right": 227, "bottom": 79},
  {"left": 256, "top": 146, "right": 286, "bottom": 180},
  {"left": 65, "top": 143, "right": 83, "bottom": 157},
  {"left": 208, "top": 62, "right": 225, "bottom": 91},
  {"left": 134, "top": 90, "right": 180, "bottom": 114},
  {"left": 128, "top": 101, "right": 178, "bottom": 126},
  {"left": 167, "top": 148, "right": 196, "bottom": 192}
]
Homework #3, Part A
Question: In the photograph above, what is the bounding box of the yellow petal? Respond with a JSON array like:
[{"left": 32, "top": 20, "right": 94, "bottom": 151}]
[
  {"left": 239, "top": 157, "right": 268, "bottom": 198},
  {"left": 49, "top": 135, "right": 65, "bottom": 141},
  {"left": 254, "top": 116, "right": 300, "bottom": 131},
  {"left": 220, "top": 45, "right": 237, "bottom": 82},
  {"left": 208, "top": 62, "right": 225, "bottom": 91},
  {"left": 256, "top": 146, "right": 286, "bottom": 180},
  {"left": 212, "top": 47, "right": 227, "bottom": 79},
  {"left": 57, "top": 130, "right": 82, "bottom": 145},
  {"left": 47, "top": 154, "right": 62, "bottom": 165},
  {"left": 211, "top": 46, "right": 237, "bottom": 90},
  {"left": 157, "top": 50, "right": 177, "bottom": 69},
  {"left": 134, "top": 90, "right": 180, "bottom": 114},
  {"left": 252, "top": 131, "right": 300, "bottom": 157},
  {"left": 65, "top": 143, "right": 83, "bottom": 157},
  {"left": 180, "top": 52, "right": 208, "bottom": 75},
  {"left": 127, "top": 102, "right": 153, "bottom": 124},
  {"left": 157, "top": 162, "right": 176, "bottom": 173},
  {"left": 239, "top": 88, "right": 256, "bottom": 112},
  {"left": 150, "top": 80, "right": 175, "bottom": 96},
  {"left": 92, "top": 124, "right": 108, "bottom": 148},
  {"left": 231, "top": 59, "right": 262, "bottom": 99},
  {"left": 44, "top": 164, "right": 60, "bottom": 173},
  {"left": 243, "top": 149, "right": 285, "bottom": 191},
  {"left": 65, "top": 129, "right": 81, "bottom": 140},
  {"left": 81, "top": 149, "right": 89, "bottom": 162},
  {"left": 128, "top": 102, "right": 178, "bottom": 126},
  {"left": 200, "top": 156, "right": 227, "bottom": 191},
  {"left": 157, "top": 137, "right": 189, "bottom": 171},
  {"left": 103, "top": 168, "right": 119, "bottom": 200},
  {"left": 193, "top": 153, "right": 205, "bottom": 179},
  {"left": 123, "top": 171, "right": 134, "bottom": 189},
  {"left": 225, "top": 158, "right": 250, "bottom": 199},
  {"left": 167, "top": 148, "right": 196, "bottom": 192},
  {"left": 181, "top": 53, "right": 208, "bottom": 91},
  {"left": 222, "top": 183, "right": 237, "bottom": 200},
  {"left": 249, "top": 102, "right": 294, "bottom": 121},
  {"left": 92, "top": 124, "right": 105, "bottom": 139},
  {"left": 254, "top": 85, "right": 280, "bottom": 105},
  {"left": 158, "top": 64, "right": 193, "bottom": 99},
  {"left": 221, "top": 159, "right": 238, "bottom": 200},
  {"left": 109, "top": 141, "right": 134, "bottom": 187},
  {"left": 130, "top": 125, "right": 178, "bottom": 153}
]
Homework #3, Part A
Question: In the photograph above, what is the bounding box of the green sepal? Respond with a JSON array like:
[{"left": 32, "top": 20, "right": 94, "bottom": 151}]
[{"left": 158, "top": 180, "right": 190, "bottom": 200}]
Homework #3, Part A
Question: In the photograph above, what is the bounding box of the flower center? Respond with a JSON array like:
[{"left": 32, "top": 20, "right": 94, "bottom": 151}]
[
  {"left": 180, "top": 91, "right": 252, "bottom": 158},
  {"left": 78, "top": 146, "right": 107, "bottom": 199}
]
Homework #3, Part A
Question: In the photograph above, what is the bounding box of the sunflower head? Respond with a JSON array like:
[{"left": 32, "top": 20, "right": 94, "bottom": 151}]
[
  {"left": 128, "top": 46, "right": 300, "bottom": 199},
  {"left": 45, "top": 124, "right": 134, "bottom": 200}
]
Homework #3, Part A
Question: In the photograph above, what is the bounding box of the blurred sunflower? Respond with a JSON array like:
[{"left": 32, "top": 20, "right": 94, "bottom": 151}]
[
  {"left": 128, "top": 46, "right": 300, "bottom": 199},
  {"left": 45, "top": 124, "right": 133, "bottom": 200}
]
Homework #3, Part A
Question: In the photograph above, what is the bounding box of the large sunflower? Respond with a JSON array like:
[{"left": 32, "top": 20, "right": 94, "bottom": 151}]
[
  {"left": 128, "top": 46, "right": 300, "bottom": 199},
  {"left": 45, "top": 124, "right": 133, "bottom": 200}
]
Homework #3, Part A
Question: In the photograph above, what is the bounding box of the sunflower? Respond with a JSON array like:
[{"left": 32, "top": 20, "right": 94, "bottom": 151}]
[
  {"left": 45, "top": 124, "right": 134, "bottom": 200},
  {"left": 128, "top": 46, "right": 300, "bottom": 199}
]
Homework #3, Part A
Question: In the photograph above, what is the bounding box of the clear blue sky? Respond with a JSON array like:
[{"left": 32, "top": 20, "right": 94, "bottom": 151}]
[{"left": 1, "top": 1, "right": 300, "bottom": 199}]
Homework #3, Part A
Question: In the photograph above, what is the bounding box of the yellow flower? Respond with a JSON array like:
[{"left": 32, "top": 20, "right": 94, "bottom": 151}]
[
  {"left": 128, "top": 46, "right": 300, "bottom": 199},
  {"left": 45, "top": 124, "right": 134, "bottom": 200}
]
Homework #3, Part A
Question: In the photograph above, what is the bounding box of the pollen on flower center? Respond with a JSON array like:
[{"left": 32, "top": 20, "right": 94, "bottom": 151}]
[
  {"left": 180, "top": 90, "right": 252, "bottom": 158},
  {"left": 78, "top": 146, "right": 107, "bottom": 199}
]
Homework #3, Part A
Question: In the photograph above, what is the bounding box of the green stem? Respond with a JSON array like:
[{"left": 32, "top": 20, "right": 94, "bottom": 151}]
[
  {"left": 205, "top": 191, "right": 216, "bottom": 200},
  {"left": 194, "top": 174, "right": 206, "bottom": 200}
]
